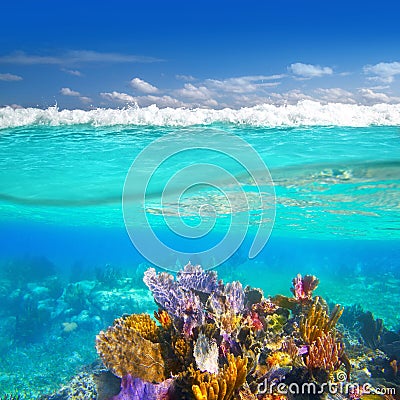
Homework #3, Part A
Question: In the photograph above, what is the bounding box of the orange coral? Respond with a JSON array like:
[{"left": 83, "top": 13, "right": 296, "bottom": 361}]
[
  {"left": 305, "top": 331, "right": 343, "bottom": 373},
  {"left": 154, "top": 309, "right": 172, "bottom": 329},
  {"left": 95, "top": 313, "right": 165, "bottom": 381}
]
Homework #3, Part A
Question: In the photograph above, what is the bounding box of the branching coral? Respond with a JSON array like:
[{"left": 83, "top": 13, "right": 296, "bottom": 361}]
[
  {"left": 191, "top": 354, "right": 248, "bottom": 400},
  {"left": 95, "top": 314, "right": 165, "bottom": 381},
  {"left": 305, "top": 331, "right": 344, "bottom": 373},
  {"left": 173, "top": 336, "right": 193, "bottom": 365},
  {"left": 299, "top": 297, "right": 343, "bottom": 344},
  {"left": 270, "top": 274, "right": 319, "bottom": 311}
]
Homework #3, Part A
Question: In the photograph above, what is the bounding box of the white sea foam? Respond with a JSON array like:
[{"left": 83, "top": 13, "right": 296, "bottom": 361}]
[{"left": 1, "top": 100, "right": 400, "bottom": 129}]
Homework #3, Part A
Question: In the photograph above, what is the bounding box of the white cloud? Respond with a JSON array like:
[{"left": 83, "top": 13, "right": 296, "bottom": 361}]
[
  {"left": 173, "top": 83, "right": 218, "bottom": 107},
  {"left": 100, "top": 91, "right": 136, "bottom": 103},
  {"left": 363, "top": 61, "right": 400, "bottom": 83},
  {"left": 269, "top": 89, "right": 315, "bottom": 104},
  {"left": 206, "top": 75, "right": 282, "bottom": 94},
  {"left": 79, "top": 96, "right": 92, "bottom": 103},
  {"left": 0, "top": 50, "right": 161, "bottom": 65},
  {"left": 358, "top": 88, "right": 398, "bottom": 104},
  {"left": 130, "top": 77, "right": 159, "bottom": 94},
  {"left": 62, "top": 68, "right": 83, "bottom": 77},
  {"left": 289, "top": 63, "right": 333, "bottom": 79},
  {"left": 175, "top": 83, "right": 215, "bottom": 100},
  {"left": 100, "top": 91, "right": 186, "bottom": 107},
  {"left": 314, "top": 88, "right": 356, "bottom": 104},
  {"left": 60, "top": 87, "right": 81, "bottom": 96},
  {"left": 0, "top": 73, "right": 22, "bottom": 81},
  {"left": 134, "top": 95, "right": 186, "bottom": 108},
  {"left": 176, "top": 74, "right": 196, "bottom": 81},
  {"left": 60, "top": 87, "right": 91, "bottom": 103}
]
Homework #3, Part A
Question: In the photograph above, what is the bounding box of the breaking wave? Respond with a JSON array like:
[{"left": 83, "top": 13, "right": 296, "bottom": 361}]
[{"left": 1, "top": 100, "right": 400, "bottom": 129}]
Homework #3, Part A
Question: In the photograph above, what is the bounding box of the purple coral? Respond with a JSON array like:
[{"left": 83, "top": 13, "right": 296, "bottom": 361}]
[
  {"left": 207, "top": 280, "right": 245, "bottom": 317},
  {"left": 143, "top": 267, "right": 205, "bottom": 336},
  {"left": 224, "top": 281, "right": 245, "bottom": 314},
  {"left": 290, "top": 273, "right": 319, "bottom": 302},
  {"left": 180, "top": 289, "right": 205, "bottom": 336},
  {"left": 112, "top": 374, "right": 173, "bottom": 400},
  {"left": 143, "top": 268, "right": 178, "bottom": 313},
  {"left": 176, "top": 262, "right": 219, "bottom": 294}
]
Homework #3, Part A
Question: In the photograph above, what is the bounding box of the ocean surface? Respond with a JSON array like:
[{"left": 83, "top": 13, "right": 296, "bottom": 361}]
[{"left": 0, "top": 101, "right": 399, "bottom": 396}]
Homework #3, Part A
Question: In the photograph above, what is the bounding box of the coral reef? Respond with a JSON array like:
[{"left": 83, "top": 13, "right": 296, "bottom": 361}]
[
  {"left": 35, "top": 265, "right": 400, "bottom": 400},
  {"left": 93, "top": 266, "right": 352, "bottom": 399}
]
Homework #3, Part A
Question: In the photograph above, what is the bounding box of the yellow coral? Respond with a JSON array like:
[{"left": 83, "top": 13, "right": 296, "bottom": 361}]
[
  {"left": 192, "top": 354, "right": 248, "bottom": 400},
  {"left": 265, "top": 314, "right": 287, "bottom": 333},
  {"left": 95, "top": 313, "right": 165, "bottom": 381},
  {"left": 173, "top": 336, "right": 192, "bottom": 363},
  {"left": 121, "top": 313, "right": 160, "bottom": 342},
  {"left": 300, "top": 297, "right": 343, "bottom": 344},
  {"left": 266, "top": 351, "right": 292, "bottom": 368},
  {"left": 217, "top": 311, "right": 243, "bottom": 336}
]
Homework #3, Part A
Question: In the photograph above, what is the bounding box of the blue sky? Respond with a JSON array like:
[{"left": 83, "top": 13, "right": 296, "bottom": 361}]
[{"left": 1, "top": 0, "right": 400, "bottom": 109}]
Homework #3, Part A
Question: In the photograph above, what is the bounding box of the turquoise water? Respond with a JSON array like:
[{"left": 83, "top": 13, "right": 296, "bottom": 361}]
[{"left": 0, "top": 120, "right": 400, "bottom": 395}]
